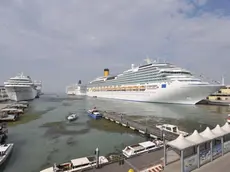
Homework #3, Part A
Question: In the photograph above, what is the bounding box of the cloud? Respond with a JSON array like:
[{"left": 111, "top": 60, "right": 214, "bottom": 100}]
[{"left": 0, "top": 0, "right": 230, "bottom": 92}]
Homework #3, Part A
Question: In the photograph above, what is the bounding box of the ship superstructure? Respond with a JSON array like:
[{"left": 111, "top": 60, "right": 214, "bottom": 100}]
[
  {"left": 66, "top": 80, "right": 87, "bottom": 96},
  {"left": 4, "top": 73, "right": 37, "bottom": 101},
  {"left": 87, "top": 58, "right": 223, "bottom": 104},
  {"left": 34, "top": 80, "right": 43, "bottom": 97}
]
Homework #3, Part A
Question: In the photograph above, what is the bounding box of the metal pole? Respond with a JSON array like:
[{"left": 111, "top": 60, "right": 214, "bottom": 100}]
[
  {"left": 163, "top": 132, "right": 167, "bottom": 167},
  {"left": 95, "top": 148, "right": 99, "bottom": 168},
  {"left": 221, "top": 137, "right": 224, "bottom": 156},
  {"left": 197, "top": 145, "right": 200, "bottom": 168},
  {"left": 181, "top": 150, "right": 184, "bottom": 172},
  {"left": 210, "top": 140, "right": 213, "bottom": 162}
]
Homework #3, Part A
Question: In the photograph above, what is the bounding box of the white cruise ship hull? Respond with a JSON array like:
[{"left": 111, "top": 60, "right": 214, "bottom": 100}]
[
  {"left": 87, "top": 83, "right": 223, "bottom": 105},
  {"left": 5, "top": 86, "right": 37, "bottom": 101}
]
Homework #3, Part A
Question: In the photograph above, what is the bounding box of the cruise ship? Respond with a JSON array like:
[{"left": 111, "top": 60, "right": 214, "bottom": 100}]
[
  {"left": 4, "top": 73, "right": 38, "bottom": 101},
  {"left": 0, "top": 86, "right": 8, "bottom": 102},
  {"left": 34, "top": 80, "right": 43, "bottom": 96},
  {"left": 87, "top": 58, "right": 224, "bottom": 104},
  {"left": 66, "top": 80, "right": 87, "bottom": 96}
]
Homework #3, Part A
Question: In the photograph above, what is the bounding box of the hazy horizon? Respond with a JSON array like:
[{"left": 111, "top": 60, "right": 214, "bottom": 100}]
[{"left": 1, "top": 0, "right": 230, "bottom": 92}]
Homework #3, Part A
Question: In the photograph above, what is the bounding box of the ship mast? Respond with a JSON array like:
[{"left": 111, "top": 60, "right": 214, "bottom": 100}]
[{"left": 144, "top": 56, "right": 152, "bottom": 64}]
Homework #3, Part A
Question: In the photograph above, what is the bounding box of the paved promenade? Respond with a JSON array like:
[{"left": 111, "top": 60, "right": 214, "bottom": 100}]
[
  {"left": 194, "top": 152, "right": 230, "bottom": 172},
  {"left": 164, "top": 152, "right": 230, "bottom": 172},
  {"left": 86, "top": 150, "right": 179, "bottom": 172},
  {"left": 86, "top": 149, "right": 164, "bottom": 172}
]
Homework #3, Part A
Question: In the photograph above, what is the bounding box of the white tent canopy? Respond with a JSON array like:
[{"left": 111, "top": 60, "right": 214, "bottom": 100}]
[
  {"left": 167, "top": 134, "right": 195, "bottom": 150},
  {"left": 221, "top": 122, "right": 230, "bottom": 133},
  {"left": 199, "top": 127, "right": 216, "bottom": 139},
  {"left": 185, "top": 130, "right": 209, "bottom": 144},
  {"left": 212, "top": 124, "right": 228, "bottom": 137}
]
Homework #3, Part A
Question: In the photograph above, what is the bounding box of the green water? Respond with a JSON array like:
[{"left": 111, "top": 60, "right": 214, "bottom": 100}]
[{"left": 2, "top": 95, "right": 229, "bottom": 172}]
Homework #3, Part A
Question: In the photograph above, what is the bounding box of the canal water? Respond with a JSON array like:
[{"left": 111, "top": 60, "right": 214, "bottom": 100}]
[{"left": 2, "top": 95, "right": 229, "bottom": 172}]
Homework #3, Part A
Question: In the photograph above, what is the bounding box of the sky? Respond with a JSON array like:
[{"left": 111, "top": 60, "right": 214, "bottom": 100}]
[{"left": 0, "top": 0, "right": 230, "bottom": 92}]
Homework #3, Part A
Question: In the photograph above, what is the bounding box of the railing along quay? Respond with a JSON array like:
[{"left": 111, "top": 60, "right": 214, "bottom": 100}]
[{"left": 99, "top": 111, "right": 180, "bottom": 141}]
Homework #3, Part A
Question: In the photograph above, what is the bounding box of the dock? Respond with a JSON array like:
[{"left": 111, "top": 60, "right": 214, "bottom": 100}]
[
  {"left": 85, "top": 149, "right": 178, "bottom": 172},
  {"left": 0, "top": 114, "right": 19, "bottom": 121},
  {"left": 100, "top": 111, "right": 183, "bottom": 141}
]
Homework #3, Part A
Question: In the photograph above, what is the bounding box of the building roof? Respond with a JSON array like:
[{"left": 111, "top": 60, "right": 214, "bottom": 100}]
[
  {"left": 211, "top": 124, "right": 228, "bottom": 137},
  {"left": 167, "top": 134, "right": 195, "bottom": 150},
  {"left": 221, "top": 122, "right": 230, "bottom": 132},
  {"left": 185, "top": 130, "right": 210, "bottom": 144},
  {"left": 199, "top": 127, "right": 216, "bottom": 139}
]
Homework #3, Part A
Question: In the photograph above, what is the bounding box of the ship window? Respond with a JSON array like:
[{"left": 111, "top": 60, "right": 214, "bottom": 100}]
[
  {"left": 166, "top": 127, "right": 171, "bottom": 131},
  {"left": 134, "top": 148, "right": 145, "bottom": 153},
  {"left": 146, "top": 145, "right": 156, "bottom": 149},
  {"left": 172, "top": 127, "right": 177, "bottom": 133}
]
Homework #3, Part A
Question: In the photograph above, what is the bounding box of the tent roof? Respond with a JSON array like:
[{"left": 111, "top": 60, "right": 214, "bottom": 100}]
[
  {"left": 167, "top": 134, "right": 195, "bottom": 150},
  {"left": 199, "top": 127, "right": 216, "bottom": 139},
  {"left": 185, "top": 130, "right": 209, "bottom": 144},
  {"left": 221, "top": 122, "right": 230, "bottom": 133},
  {"left": 211, "top": 124, "right": 228, "bottom": 137}
]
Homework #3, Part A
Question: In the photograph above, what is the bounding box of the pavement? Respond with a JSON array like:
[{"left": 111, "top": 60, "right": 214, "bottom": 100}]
[
  {"left": 86, "top": 149, "right": 164, "bottom": 172},
  {"left": 86, "top": 150, "right": 179, "bottom": 172},
  {"left": 164, "top": 151, "right": 230, "bottom": 172},
  {"left": 194, "top": 153, "right": 230, "bottom": 172}
]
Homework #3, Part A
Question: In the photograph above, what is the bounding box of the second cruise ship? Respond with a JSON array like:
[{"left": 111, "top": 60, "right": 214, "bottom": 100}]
[
  {"left": 4, "top": 73, "right": 38, "bottom": 101},
  {"left": 66, "top": 80, "right": 87, "bottom": 96},
  {"left": 87, "top": 58, "right": 224, "bottom": 105}
]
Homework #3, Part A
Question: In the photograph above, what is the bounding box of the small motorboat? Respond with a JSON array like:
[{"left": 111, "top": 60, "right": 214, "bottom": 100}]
[
  {"left": 40, "top": 155, "right": 109, "bottom": 172},
  {"left": 67, "top": 114, "right": 78, "bottom": 121},
  {"left": 0, "top": 143, "right": 14, "bottom": 166},
  {"left": 156, "top": 124, "right": 188, "bottom": 136},
  {"left": 227, "top": 114, "right": 230, "bottom": 124},
  {"left": 122, "top": 139, "right": 163, "bottom": 158},
  {"left": 87, "top": 107, "right": 102, "bottom": 119}
]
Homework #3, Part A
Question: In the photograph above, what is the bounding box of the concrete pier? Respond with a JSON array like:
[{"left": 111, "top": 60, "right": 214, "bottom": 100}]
[{"left": 100, "top": 111, "right": 183, "bottom": 141}]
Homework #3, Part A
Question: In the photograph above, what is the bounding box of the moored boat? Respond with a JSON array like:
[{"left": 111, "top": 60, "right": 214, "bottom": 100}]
[
  {"left": 87, "top": 107, "right": 102, "bottom": 119},
  {"left": 1, "top": 107, "right": 23, "bottom": 114},
  {"left": 9, "top": 103, "right": 28, "bottom": 110},
  {"left": 122, "top": 139, "right": 163, "bottom": 158},
  {"left": 40, "top": 156, "right": 109, "bottom": 172},
  {"left": 67, "top": 114, "right": 78, "bottom": 121},
  {"left": 0, "top": 143, "right": 14, "bottom": 166},
  {"left": 156, "top": 124, "right": 188, "bottom": 136}
]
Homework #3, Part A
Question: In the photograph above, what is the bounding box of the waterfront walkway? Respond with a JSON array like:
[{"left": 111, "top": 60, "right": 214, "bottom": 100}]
[
  {"left": 86, "top": 150, "right": 164, "bottom": 172},
  {"left": 86, "top": 150, "right": 179, "bottom": 172},
  {"left": 164, "top": 151, "right": 230, "bottom": 172}
]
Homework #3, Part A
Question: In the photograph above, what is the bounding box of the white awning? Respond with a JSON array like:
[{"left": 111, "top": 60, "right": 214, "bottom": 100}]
[
  {"left": 211, "top": 124, "right": 228, "bottom": 137},
  {"left": 199, "top": 127, "right": 216, "bottom": 139},
  {"left": 185, "top": 130, "right": 210, "bottom": 144},
  {"left": 221, "top": 122, "right": 230, "bottom": 133},
  {"left": 167, "top": 134, "right": 195, "bottom": 150}
]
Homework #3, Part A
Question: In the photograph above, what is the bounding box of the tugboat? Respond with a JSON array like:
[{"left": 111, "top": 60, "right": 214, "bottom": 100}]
[{"left": 87, "top": 107, "right": 102, "bottom": 119}]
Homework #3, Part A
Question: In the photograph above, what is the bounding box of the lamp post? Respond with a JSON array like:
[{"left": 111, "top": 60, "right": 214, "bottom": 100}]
[{"left": 163, "top": 131, "right": 167, "bottom": 167}]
